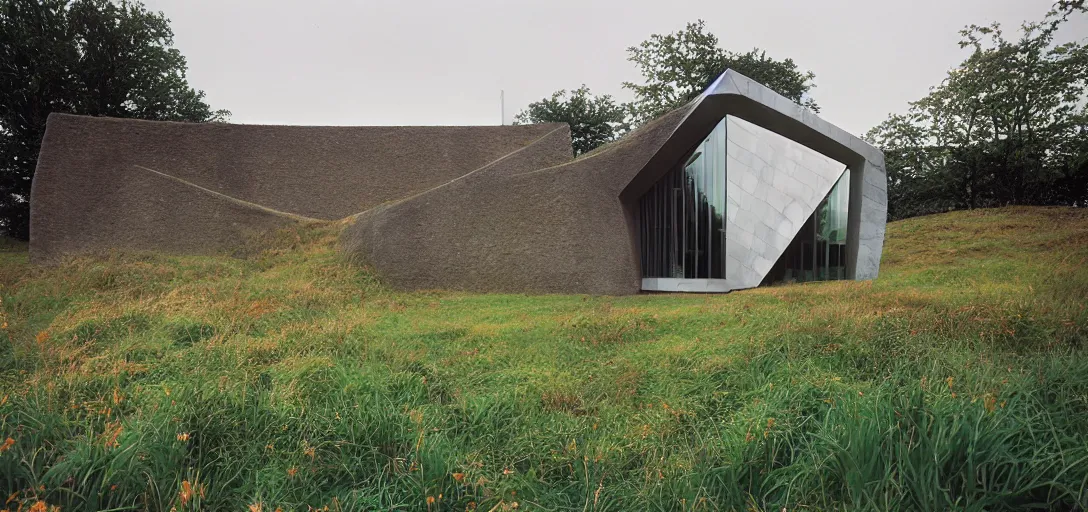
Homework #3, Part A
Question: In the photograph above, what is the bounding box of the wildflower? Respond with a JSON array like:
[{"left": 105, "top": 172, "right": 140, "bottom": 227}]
[
  {"left": 303, "top": 445, "right": 316, "bottom": 460},
  {"left": 503, "top": 468, "right": 514, "bottom": 476},
  {"left": 0, "top": 438, "right": 15, "bottom": 453},
  {"left": 426, "top": 496, "right": 435, "bottom": 505},
  {"left": 0, "top": 395, "right": 7, "bottom": 407},
  {"left": 1, "top": 321, "right": 7, "bottom": 329},
  {"left": 249, "top": 502, "right": 263, "bottom": 512},
  {"left": 452, "top": 472, "right": 465, "bottom": 482},
  {"left": 35, "top": 331, "right": 49, "bottom": 343},
  {"left": 179, "top": 480, "right": 193, "bottom": 507},
  {"left": 287, "top": 467, "right": 298, "bottom": 478},
  {"left": 103, "top": 422, "right": 123, "bottom": 448},
  {"left": 176, "top": 432, "right": 190, "bottom": 442}
]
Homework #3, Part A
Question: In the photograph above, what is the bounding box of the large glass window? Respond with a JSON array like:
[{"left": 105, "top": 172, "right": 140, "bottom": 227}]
[
  {"left": 639, "top": 115, "right": 852, "bottom": 290},
  {"left": 763, "top": 169, "right": 851, "bottom": 284},
  {"left": 639, "top": 119, "right": 727, "bottom": 279}
]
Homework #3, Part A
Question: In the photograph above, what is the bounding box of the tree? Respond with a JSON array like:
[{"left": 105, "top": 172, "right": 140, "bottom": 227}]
[
  {"left": 623, "top": 20, "right": 819, "bottom": 125},
  {"left": 866, "top": 3, "right": 1088, "bottom": 220},
  {"left": 0, "top": 0, "right": 228, "bottom": 240},
  {"left": 513, "top": 86, "right": 626, "bottom": 157}
]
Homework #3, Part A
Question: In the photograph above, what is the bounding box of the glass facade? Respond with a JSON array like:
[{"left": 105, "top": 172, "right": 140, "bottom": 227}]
[
  {"left": 639, "top": 115, "right": 853, "bottom": 290},
  {"left": 639, "top": 119, "right": 727, "bottom": 279}
]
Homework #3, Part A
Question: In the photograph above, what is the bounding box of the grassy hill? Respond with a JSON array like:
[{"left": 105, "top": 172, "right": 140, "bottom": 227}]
[{"left": 1, "top": 207, "right": 1087, "bottom": 511}]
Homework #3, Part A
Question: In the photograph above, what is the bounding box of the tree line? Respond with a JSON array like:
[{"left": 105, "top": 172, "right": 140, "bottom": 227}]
[{"left": 866, "top": 2, "right": 1088, "bottom": 219}]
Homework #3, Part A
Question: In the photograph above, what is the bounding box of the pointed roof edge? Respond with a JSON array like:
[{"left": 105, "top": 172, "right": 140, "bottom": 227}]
[{"left": 684, "top": 68, "right": 885, "bottom": 168}]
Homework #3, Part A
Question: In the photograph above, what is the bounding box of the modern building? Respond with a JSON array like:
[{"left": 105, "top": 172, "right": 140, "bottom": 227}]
[{"left": 30, "top": 69, "right": 886, "bottom": 295}]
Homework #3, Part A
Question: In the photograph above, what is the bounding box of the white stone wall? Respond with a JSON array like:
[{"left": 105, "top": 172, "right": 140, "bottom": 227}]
[
  {"left": 724, "top": 115, "right": 848, "bottom": 290},
  {"left": 855, "top": 158, "right": 888, "bottom": 280}
]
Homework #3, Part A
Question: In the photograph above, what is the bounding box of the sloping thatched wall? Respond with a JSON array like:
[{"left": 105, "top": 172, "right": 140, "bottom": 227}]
[
  {"left": 29, "top": 114, "right": 571, "bottom": 262},
  {"left": 340, "top": 106, "right": 695, "bottom": 295}
]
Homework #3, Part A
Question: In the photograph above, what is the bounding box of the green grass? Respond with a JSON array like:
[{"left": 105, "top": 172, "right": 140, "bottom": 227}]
[{"left": 1, "top": 206, "right": 1087, "bottom": 511}]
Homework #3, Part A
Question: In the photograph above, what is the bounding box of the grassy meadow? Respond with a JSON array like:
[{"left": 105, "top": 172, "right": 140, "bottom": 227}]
[{"left": 1, "top": 206, "right": 1087, "bottom": 511}]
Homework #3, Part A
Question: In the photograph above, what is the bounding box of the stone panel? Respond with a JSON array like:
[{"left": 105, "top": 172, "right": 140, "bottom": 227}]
[{"left": 724, "top": 116, "right": 848, "bottom": 290}]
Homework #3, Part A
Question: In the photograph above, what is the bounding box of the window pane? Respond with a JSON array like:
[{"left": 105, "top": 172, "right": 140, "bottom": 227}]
[{"left": 640, "top": 119, "right": 727, "bottom": 279}]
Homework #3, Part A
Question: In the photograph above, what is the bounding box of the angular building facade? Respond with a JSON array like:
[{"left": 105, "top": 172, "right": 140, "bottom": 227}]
[{"left": 30, "top": 70, "right": 887, "bottom": 295}]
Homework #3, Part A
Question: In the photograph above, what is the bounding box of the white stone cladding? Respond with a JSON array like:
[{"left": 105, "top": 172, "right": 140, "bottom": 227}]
[{"left": 724, "top": 116, "right": 847, "bottom": 290}]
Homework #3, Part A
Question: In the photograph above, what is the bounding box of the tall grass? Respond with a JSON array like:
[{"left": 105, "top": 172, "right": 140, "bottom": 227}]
[{"left": 1, "top": 207, "right": 1087, "bottom": 511}]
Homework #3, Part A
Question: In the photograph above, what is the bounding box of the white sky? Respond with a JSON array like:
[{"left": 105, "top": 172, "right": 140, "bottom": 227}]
[{"left": 143, "top": 0, "right": 1087, "bottom": 137}]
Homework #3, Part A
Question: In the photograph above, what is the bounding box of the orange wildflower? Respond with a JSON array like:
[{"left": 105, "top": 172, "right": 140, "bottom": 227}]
[
  {"left": 0, "top": 438, "right": 14, "bottom": 453},
  {"left": 179, "top": 480, "right": 193, "bottom": 507},
  {"left": 452, "top": 472, "right": 465, "bottom": 482},
  {"left": 287, "top": 467, "right": 298, "bottom": 478},
  {"left": 103, "top": 422, "right": 123, "bottom": 448},
  {"left": 35, "top": 330, "right": 49, "bottom": 343},
  {"left": 27, "top": 501, "right": 57, "bottom": 512},
  {"left": 249, "top": 502, "right": 263, "bottom": 512},
  {"left": 176, "top": 432, "right": 190, "bottom": 442}
]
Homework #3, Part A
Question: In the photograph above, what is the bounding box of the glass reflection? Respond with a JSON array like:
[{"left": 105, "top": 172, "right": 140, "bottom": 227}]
[
  {"left": 764, "top": 169, "right": 851, "bottom": 283},
  {"left": 639, "top": 119, "right": 727, "bottom": 279}
]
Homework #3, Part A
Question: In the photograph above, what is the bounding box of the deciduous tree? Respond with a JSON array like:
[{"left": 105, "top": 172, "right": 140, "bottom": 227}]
[
  {"left": 866, "top": 3, "right": 1088, "bottom": 219},
  {"left": 514, "top": 86, "right": 626, "bottom": 156},
  {"left": 623, "top": 20, "right": 819, "bottom": 125}
]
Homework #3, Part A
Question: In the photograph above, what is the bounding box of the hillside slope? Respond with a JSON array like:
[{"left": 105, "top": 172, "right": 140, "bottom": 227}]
[{"left": 1, "top": 207, "right": 1087, "bottom": 511}]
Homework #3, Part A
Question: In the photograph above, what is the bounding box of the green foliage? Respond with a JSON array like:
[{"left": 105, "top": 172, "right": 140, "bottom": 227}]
[
  {"left": 1, "top": 207, "right": 1087, "bottom": 510},
  {"left": 623, "top": 20, "right": 819, "bottom": 125},
  {"left": 867, "top": 5, "right": 1088, "bottom": 220},
  {"left": 513, "top": 86, "right": 626, "bottom": 156},
  {"left": 0, "top": 0, "right": 229, "bottom": 240}
]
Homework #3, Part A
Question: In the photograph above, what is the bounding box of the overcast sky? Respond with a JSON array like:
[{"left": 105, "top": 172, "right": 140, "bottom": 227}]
[{"left": 142, "top": 0, "right": 1086, "bottom": 137}]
